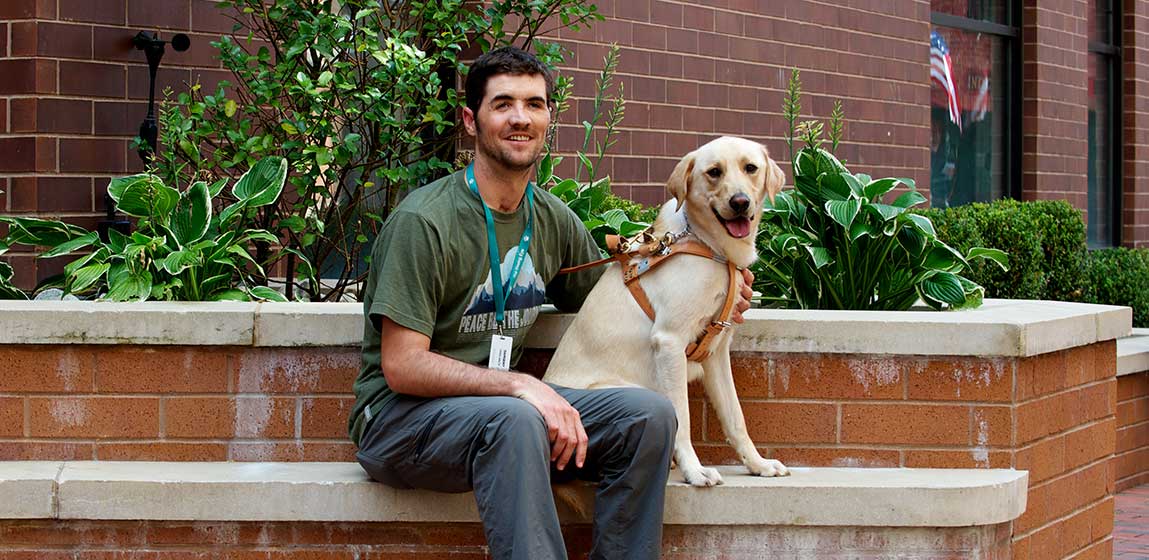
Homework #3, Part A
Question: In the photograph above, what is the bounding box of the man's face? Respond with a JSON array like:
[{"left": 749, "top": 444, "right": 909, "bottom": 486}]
[{"left": 463, "top": 73, "right": 550, "bottom": 173}]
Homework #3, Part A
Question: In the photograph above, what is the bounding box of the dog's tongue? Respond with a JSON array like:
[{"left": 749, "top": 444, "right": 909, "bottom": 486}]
[{"left": 724, "top": 217, "right": 752, "bottom": 238}]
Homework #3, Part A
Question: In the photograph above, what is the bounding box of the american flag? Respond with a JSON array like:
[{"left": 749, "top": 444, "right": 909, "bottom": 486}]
[{"left": 930, "top": 30, "right": 962, "bottom": 131}]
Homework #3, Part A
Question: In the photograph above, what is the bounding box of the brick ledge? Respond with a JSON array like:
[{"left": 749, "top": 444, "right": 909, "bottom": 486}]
[
  {"left": 0, "top": 299, "right": 1131, "bottom": 357},
  {"left": 1117, "top": 327, "right": 1149, "bottom": 376},
  {"left": 0, "top": 461, "right": 1028, "bottom": 527}
]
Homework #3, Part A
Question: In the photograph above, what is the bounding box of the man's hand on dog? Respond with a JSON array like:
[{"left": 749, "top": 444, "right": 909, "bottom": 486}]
[
  {"left": 512, "top": 376, "right": 588, "bottom": 470},
  {"left": 732, "top": 268, "right": 754, "bottom": 324}
]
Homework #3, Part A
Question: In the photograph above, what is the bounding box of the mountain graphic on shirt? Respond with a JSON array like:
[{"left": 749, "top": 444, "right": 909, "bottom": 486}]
[{"left": 463, "top": 246, "right": 546, "bottom": 316}]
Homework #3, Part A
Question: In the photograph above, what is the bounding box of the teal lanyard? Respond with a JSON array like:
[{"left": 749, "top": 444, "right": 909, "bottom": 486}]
[{"left": 466, "top": 163, "right": 535, "bottom": 331}]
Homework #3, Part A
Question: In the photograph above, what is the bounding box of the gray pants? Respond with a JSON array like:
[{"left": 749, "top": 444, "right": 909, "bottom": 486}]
[{"left": 356, "top": 385, "right": 676, "bottom": 560}]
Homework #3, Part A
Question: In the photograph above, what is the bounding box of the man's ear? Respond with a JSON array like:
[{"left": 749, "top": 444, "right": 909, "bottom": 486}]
[
  {"left": 762, "top": 146, "right": 785, "bottom": 204},
  {"left": 462, "top": 107, "right": 478, "bottom": 137},
  {"left": 667, "top": 153, "right": 695, "bottom": 211}
]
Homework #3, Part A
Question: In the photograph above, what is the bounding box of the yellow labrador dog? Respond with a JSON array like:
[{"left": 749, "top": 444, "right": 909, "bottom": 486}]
[{"left": 545, "top": 136, "right": 788, "bottom": 486}]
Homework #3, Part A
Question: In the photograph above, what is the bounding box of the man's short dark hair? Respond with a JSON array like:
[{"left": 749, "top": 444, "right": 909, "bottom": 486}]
[{"left": 465, "top": 46, "right": 555, "bottom": 116}]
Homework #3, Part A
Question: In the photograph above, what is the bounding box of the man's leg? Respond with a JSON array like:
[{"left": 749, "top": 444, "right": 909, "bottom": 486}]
[
  {"left": 552, "top": 386, "right": 676, "bottom": 560},
  {"left": 356, "top": 395, "right": 566, "bottom": 560}
]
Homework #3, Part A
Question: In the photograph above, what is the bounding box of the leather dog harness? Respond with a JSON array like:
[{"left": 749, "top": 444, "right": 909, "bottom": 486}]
[{"left": 559, "top": 230, "right": 740, "bottom": 362}]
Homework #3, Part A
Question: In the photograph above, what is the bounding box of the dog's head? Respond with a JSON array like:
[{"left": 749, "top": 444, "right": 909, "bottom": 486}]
[{"left": 665, "top": 136, "right": 785, "bottom": 264}]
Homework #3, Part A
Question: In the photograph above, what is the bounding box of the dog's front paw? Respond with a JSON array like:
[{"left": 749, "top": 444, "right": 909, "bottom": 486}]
[
  {"left": 682, "top": 466, "right": 724, "bottom": 487},
  {"left": 746, "top": 458, "right": 789, "bottom": 477}
]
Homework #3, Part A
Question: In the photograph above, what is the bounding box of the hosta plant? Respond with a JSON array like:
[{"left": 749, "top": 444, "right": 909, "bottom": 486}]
[
  {"left": 752, "top": 70, "right": 1008, "bottom": 310},
  {"left": 0, "top": 157, "right": 310, "bottom": 302},
  {"left": 0, "top": 187, "right": 27, "bottom": 300}
]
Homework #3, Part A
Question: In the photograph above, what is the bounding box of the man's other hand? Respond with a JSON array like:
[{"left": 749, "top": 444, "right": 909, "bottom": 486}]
[
  {"left": 732, "top": 267, "right": 755, "bottom": 324},
  {"left": 512, "top": 376, "right": 588, "bottom": 470}
]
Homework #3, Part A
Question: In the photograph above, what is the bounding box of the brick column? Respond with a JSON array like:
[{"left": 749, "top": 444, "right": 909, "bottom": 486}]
[
  {"left": 1021, "top": 1, "right": 1090, "bottom": 211},
  {"left": 1122, "top": 0, "right": 1149, "bottom": 247}
]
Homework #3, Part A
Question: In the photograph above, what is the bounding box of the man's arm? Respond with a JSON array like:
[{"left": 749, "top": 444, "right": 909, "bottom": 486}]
[{"left": 378, "top": 316, "right": 588, "bottom": 470}]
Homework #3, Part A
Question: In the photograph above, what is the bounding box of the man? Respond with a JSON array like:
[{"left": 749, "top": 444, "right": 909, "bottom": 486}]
[{"left": 349, "top": 47, "right": 678, "bottom": 560}]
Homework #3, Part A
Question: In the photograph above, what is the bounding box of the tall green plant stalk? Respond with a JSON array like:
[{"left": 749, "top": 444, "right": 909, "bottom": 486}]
[{"left": 783, "top": 68, "right": 802, "bottom": 177}]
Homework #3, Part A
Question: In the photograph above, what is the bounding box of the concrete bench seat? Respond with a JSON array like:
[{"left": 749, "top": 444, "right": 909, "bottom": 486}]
[{"left": 0, "top": 461, "right": 1026, "bottom": 527}]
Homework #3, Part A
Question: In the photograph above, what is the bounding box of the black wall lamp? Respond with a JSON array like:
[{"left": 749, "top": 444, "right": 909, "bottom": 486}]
[{"left": 99, "top": 31, "right": 191, "bottom": 242}]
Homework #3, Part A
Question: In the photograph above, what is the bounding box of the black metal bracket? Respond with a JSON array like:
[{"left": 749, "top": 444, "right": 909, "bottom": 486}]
[{"left": 98, "top": 31, "right": 190, "bottom": 242}]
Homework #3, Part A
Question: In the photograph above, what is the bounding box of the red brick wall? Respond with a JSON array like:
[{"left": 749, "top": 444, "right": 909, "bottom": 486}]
[
  {"left": 0, "top": 340, "right": 1119, "bottom": 559},
  {"left": 1116, "top": 371, "right": 1149, "bottom": 491},
  {"left": 1123, "top": 0, "right": 1149, "bottom": 247},
  {"left": 541, "top": 0, "right": 932, "bottom": 207},
  {"left": 1020, "top": 1, "right": 1090, "bottom": 212}
]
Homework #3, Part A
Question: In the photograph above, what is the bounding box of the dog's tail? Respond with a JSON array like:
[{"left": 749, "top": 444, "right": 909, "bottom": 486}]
[{"left": 552, "top": 482, "right": 594, "bottom": 522}]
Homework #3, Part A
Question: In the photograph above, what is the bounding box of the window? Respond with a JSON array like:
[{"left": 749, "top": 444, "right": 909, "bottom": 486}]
[
  {"left": 929, "top": 1, "right": 1019, "bottom": 208},
  {"left": 1088, "top": 0, "right": 1121, "bottom": 247}
]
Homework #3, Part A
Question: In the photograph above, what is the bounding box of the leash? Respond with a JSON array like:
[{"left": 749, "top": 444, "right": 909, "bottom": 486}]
[{"left": 558, "top": 225, "right": 740, "bottom": 362}]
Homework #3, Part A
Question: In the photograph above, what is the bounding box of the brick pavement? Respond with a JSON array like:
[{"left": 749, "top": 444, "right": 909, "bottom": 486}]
[{"left": 1116, "top": 483, "right": 1149, "bottom": 559}]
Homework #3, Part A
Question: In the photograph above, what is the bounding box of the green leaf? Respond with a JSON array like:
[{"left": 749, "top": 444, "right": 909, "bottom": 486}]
[
  {"left": 825, "top": 199, "right": 861, "bottom": 230},
  {"left": 849, "top": 221, "right": 877, "bottom": 241},
  {"left": 953, "top": 275, "right": 985, "bottom": 310},
  {"left": 867, "top": 203, "right": 904, "bottom": 222},
  {"left": 966, "top": 247, "right": 1010, "bottom": 271},
  {"left": 232, "top": 156, "right": 287, "bottom": 207},
  {"left": 770, "top": 233, "right": 802, "bottom": 256},
  {"left": 40, "top": 232, "right": 98, "bottom": 258},
  {"left": 841, "top": 173, "right": 865, "bottom": 197},
  {"left": 794, "top": 262, "right": 821, "bottom": 309},
  {"left": 906, "top": 213, "right": 937, "bottom": 237},
  {"left": 108, "top": 175, "right": 180, "bottom": 219},
  {"left": 206, "top": 178, "right": 228, "bottom": 198},
  {"left": 170, "top": 181, "right": 212, "bottom": 246},
  {"left": 70, "top": 263, "right": 109, "bottom": 293},
  {"left": 922, "top": 245, "right": 962, "bottom": 272},
  {"left": 892, "top": 190, "right": 927, "bottom": 208},
  {"left": 210, "top": 289, "right": 249, "bottom": 301},
  {"left": 600, "top": 209, "right": 627, "bottom": 231},
  {"left": 249, "top": 286, "right": 287, "bottom": 302},
  {"left": 538, "top": 154, "right": 555, "bottom": 186},
  {"left": 920, "top": 271, "right": 966, "bottom": 307},
  {"left": 897, "top": 225, "right": 927, "bottom": 256},
  {"left": 863, "top": 178, "right": 900, "bottom": 201},
  {"left": 619, "top": 220, "right": 649, "bottom": 237},
  {"left": 105, "top": 267, "right": 153, "bottom": 301},
  {"left": 224, "top": 99, "right": 237, "bottom": 117},
  {"left": 805, "top": 246, "right": 834, "bottom": 269},
  {"left": 279, "top": 215, "right": 306, "bottom": 233}
]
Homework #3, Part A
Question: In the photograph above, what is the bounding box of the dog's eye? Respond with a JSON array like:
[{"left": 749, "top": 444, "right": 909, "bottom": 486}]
[
  {"left": 706, "top": 167, "right": 722, "bottom": 178},
  {"left": 745, "top": 164, "right": 758, "bottom": 174}
]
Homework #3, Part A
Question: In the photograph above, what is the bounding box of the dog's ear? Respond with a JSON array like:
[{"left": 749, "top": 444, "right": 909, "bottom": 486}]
[
  {"left": 761, "top": 146, "right": 785, "bottom": 204},
  {"left": 667, "top": 153, "right": 695, "bottom": 211}
]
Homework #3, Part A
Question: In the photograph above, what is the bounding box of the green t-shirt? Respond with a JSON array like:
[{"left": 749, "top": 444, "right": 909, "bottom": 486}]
[{"left": 349, "top": 169, "right": 603, "bottom": 444}]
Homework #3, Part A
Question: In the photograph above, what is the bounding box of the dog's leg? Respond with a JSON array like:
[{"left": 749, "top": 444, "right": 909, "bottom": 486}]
[
  {"left": 702, "top": 344, "right": 789, "bottom": 477},
  {"left": 652, "top": 330, "right": 723, "bottom": 487}
]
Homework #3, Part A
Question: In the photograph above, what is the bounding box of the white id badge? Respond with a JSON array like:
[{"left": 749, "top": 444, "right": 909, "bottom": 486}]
[{"left": 488, "top": 334, "right": 513, "bottom": 371}]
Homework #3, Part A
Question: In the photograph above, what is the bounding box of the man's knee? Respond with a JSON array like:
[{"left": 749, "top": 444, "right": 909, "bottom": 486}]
[
  {"left": 616, "top": 388, "right": 677, "bottom": 439},
  {"left": 482, "top": 397, "right": 549, "bottom": 446}
]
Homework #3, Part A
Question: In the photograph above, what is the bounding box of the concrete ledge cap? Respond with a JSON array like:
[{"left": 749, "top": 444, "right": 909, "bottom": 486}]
[
  {"left": 52, "top": 462, "right": 1027, "bottom": 527},
  {"left": 0, "top": 461, "right": 62, "bottom": 518},
  {"left": 1118, "top": 328, "right": 1149, "bottom": 376},
  {"left": 253, "top": 302, "right": 361, "bottom": 347},
  {"left": 0, "top": 299, "right": 1129, "bottom": 356},
  {"left": 0, "top": 301, "right": 256, "bottom": 345}
]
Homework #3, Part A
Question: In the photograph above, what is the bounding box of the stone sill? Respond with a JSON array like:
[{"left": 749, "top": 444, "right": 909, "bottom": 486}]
[
  {"left": 1118, "top": 328, "right": 1149, "bottom": 376},
  {"left": 0, "top": 299, "right": 1130, "bottom": 357},
  {"left": 0, "top": 461, "right": 1028, "bottom": 527}
]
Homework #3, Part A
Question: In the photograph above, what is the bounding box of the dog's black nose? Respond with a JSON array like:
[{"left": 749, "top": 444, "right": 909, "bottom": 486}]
[{"left": 729, "top": 193, "right": 751, "bottom": 214}]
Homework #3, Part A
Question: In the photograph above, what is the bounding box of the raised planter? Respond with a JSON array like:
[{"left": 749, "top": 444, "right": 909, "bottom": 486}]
[
  {"left": 0, "top": 298, "right": 1130, "bottom": 559},
  {"left": 1117, "top": 328, "right": 1149, "bottom": 492}
]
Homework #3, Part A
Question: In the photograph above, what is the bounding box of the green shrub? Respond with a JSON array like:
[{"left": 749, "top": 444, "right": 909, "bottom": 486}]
[
  {"left": 1082, "top": 248, "right": 1149, "bottom": 328},
  {"left": 917, "top": 199, "right": 1086, "bottom": 301}
]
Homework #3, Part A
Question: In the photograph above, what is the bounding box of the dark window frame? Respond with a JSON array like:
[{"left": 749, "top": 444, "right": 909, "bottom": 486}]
[
  {"left": 1088, "top": 0, "right": 1123, "bottom": 248},
  {"left": 930, "top": 3, "right": 1022, "bottom": 201}
]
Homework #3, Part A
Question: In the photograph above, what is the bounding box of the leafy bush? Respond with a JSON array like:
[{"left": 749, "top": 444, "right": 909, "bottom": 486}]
[
  {"left": 1082, "top": 248, "right": 1149, "bottom": 328},
  {"left": 917, "top": 199, "right": 1087, "bottom": 301},
  {"left": 0, "top": 157, "right": 304, "bottom": 302},
  {"left": 157, "top": 0, "right": 601, "bottom": 300},
  {"left": 753, "top": 70, "right": 1007, "bottom": 310}
]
